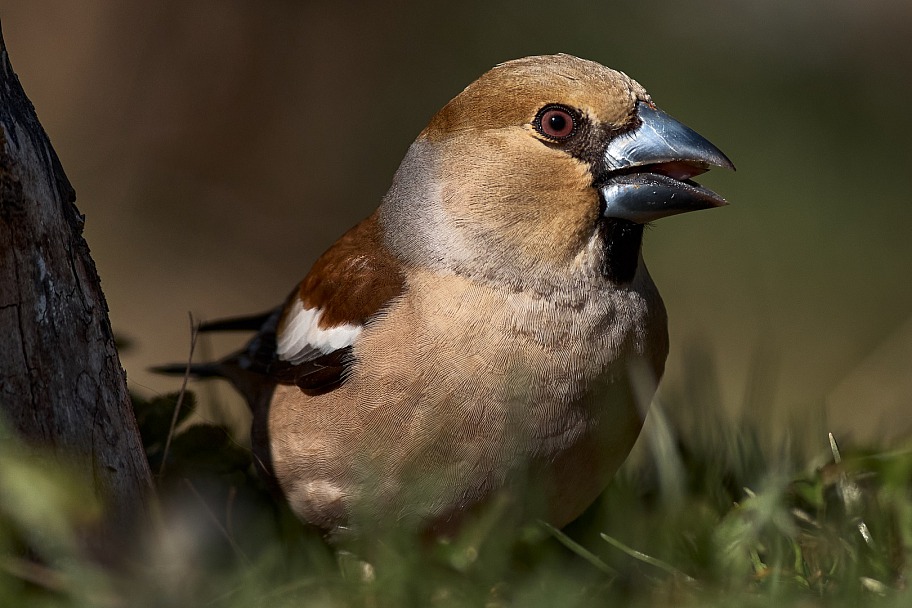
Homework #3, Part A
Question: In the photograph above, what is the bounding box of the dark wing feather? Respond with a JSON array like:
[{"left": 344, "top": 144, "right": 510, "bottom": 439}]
[{"left": 198, "top": 311, "right": 277, "bottom": 333}]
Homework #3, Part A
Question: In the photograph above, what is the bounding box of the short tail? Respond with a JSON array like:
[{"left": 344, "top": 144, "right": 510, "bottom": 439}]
[
  {"left": 148, "top": 362, "right": 225, "bottom": 378},
  {"left": 197, "top": 310, "right": 276, "bottom": 333},
  {"left": 151, "top": 307, "right": 283, "bottom": 410},
  {"left": 150, "top": 308, "right": 280, "bottom": 380}
]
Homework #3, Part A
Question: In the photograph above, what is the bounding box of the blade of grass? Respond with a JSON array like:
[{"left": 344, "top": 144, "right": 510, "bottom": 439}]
[
  {"left": 540, "top": 522, "right": 617, "bottom": 578},
  {"left": 600, "top": 533, "right": 695, "bottom": 582},
  {"left": 159, "top": 312, "right": 199, "bottom": 477}
]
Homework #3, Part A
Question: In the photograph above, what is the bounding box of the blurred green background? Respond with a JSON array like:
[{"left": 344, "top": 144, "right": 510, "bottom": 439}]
[{"left": 2, "top": 1, "right": 910, "bottom": 443}]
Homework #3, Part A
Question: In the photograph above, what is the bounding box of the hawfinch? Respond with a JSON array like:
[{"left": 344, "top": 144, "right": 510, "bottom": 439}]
[{"left": 157, "top": 54, "right": 733, "bottom": 535}]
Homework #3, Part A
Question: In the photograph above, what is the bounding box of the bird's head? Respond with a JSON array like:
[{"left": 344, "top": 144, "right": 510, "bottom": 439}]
[{"left": 380, "top": 54, "right": 733, "bottom": 291}]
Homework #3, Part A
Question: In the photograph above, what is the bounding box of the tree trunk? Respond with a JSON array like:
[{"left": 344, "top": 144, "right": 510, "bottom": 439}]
[{"left": 0, "top": 20, "right": 152, "bottom": 554}]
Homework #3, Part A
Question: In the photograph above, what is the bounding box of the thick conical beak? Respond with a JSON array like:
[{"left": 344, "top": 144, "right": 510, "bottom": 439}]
[{"left": 598, "top": 101, "right": 734, "bottom": 223}]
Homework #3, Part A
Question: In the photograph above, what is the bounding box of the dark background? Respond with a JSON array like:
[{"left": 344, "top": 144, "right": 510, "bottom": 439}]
[{"left": 3, "top": 1, "right": 910, "bottom": 443}]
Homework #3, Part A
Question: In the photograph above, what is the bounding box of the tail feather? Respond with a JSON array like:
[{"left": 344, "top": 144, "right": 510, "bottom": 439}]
[
  {"left": 152, "top": 307, "right": 283, "bottom": 412},
  {"left": 148, "top": 362, "right": 224, "bottom": 378},
  {"left": 198, "top": 310, "right": 276, "bottom": 333}
]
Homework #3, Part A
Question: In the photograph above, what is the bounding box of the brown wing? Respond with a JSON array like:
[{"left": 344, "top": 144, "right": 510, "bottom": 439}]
[
  {"left": 154, "top": 213, "right": 403, "bottom": 402},
  {"left": 267, "top": 212, "right": 404, "bottom": 394}
]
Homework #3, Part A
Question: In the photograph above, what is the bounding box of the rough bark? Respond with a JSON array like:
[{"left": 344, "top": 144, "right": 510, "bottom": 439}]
[{"left": 0, "top": 20, "right": 152, "bottom": 552}]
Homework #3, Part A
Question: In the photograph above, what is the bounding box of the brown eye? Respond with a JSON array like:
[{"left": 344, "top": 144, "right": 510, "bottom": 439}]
[{"left": 535, "top": 105, "right": 577, "bottom": 140}]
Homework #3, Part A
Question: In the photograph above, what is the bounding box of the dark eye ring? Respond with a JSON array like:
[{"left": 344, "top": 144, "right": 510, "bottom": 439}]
[{"left": 534, "top": 105, "right": 577, "bottom": 140}]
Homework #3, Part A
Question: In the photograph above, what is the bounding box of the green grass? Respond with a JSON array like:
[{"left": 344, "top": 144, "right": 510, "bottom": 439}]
[{"left": 1, "top": 385, "right": 910, "bottom": 607}]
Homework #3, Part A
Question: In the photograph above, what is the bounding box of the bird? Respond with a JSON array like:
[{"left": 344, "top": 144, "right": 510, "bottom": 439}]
[{"left": 155, "top": 54, "right": 733, "bottom": 536}]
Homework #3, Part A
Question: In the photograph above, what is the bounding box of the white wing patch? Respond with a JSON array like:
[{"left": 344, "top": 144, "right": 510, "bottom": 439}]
[{"left": 276, "top": 299, "right": 362, "bottom": 364}]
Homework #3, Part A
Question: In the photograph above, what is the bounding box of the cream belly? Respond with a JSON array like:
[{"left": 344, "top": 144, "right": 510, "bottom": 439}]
[{"left": 268, "top": 267, "right": 667, "bottom": 531}]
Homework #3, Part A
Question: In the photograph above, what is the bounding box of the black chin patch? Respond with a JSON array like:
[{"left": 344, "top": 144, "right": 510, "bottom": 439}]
[{"left": 598, "top": 218, "right": 643, "bottom": 284}]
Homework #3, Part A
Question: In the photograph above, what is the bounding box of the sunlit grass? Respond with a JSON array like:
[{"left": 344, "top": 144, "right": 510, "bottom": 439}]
[{"left": 2, "top": 375, "right": 910, "bottom": 607}]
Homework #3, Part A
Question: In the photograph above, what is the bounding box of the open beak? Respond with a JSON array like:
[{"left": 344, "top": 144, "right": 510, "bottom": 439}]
[{"left": 598, "top": 101, "right": 734, "bottom": 223}]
